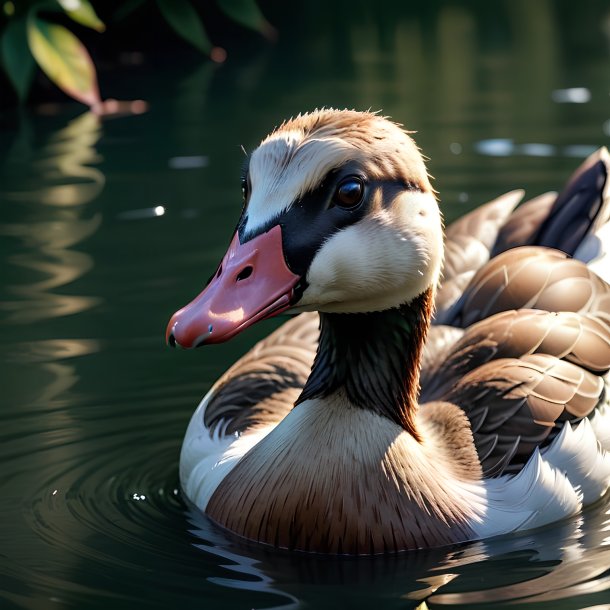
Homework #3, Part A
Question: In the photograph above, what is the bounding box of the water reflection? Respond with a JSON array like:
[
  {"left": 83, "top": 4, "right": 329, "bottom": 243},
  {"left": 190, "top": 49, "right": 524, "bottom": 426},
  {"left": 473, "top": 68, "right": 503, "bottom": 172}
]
[
  {"left": 551, "top": 87, "right": 592, "bottom": 104},
  {"left": 0, "top": 1, "right": 609, "bottom": 608},
  {"left": 474, "top": 139, "right": 600, "bottom": 159},
  {"left": 117, "top": 206, "right": 166, "bottom": 221},
  {"left": 0, "top": 112, "right": 104, "bottom": 323},
  {"left": 5, "top": 339, "right": 100, "bottom": 408},
  {"left": 3, "top": 112, "right": 105, "bottom": 207},
  {"left": 185, "top": 496, "right": 610, "bottom": 608}
]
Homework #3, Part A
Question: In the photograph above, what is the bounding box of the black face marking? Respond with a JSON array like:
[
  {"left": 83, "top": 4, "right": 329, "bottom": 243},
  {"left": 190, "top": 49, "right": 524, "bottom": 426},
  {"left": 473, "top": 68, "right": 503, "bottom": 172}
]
[{"left": 236, "top": 164, "right": 414, "bottom": 291}]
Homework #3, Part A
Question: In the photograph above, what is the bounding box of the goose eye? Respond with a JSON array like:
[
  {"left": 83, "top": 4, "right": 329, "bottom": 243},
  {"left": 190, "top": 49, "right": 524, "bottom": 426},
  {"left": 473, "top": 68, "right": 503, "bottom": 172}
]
[{"left": 333, "top": 177, "right": 364, "bottom": 208}]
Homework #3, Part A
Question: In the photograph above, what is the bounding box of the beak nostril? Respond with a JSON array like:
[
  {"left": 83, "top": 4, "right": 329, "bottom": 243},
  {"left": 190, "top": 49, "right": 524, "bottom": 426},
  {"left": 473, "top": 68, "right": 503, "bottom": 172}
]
[
  {"left": 168, "top": 333, "right": 177, "bottom": 348},
  {"left": 236, "top": 265, "right": 253, "bottom": 282},
  {"left": 216, "top": 264, "right": 223, "bottom": 278}
]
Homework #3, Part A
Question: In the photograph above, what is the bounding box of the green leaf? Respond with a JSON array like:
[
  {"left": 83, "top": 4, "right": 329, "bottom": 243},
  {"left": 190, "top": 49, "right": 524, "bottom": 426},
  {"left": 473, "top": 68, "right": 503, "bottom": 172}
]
[
  {"left": 156, "top": 0, "right": 210, "bottom": 54},
  {"left": 57, "top": 0, "right": 105, "bottom": 32},
  {"left": 27, "top": 14, "right": 101, "bottom": 106},
  {"left": 1, "top": 15, "right": 36, "bottom": 101},
  {"left": 216, "top": 0, "right": 274, "bottom": 37}
]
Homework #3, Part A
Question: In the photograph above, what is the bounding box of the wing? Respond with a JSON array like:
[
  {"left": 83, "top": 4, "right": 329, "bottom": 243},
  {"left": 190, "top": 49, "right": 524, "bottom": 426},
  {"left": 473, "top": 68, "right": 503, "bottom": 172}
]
[
  {"left": 421, "top": 305, "right": 610, "bottom": 477},
  {"left": 442, "top": 246, "right": 610, "bottom": 328},
  {"left": 203, "top": 312, "right": 318, "bottom": 437},
  {"left": 420, "top": 324, "right": 465, "bottom": 389},
  {"left": 489, "top": 192, "right": 556, "bottom": 256},
  {"left": 434, "top": 354, "right": 606, "bottom": 477},
  {"left": 492, "top": 147, "right": 610, "bottom": 258},
  {"left": 435, "top": 190, "right": 524, "bottom": 322},
  {"left": 437, "top": 147, "right": 610, "bottom": 324},
  {"left": 422, "top": 309, "right": 610, "bottom": 400}
]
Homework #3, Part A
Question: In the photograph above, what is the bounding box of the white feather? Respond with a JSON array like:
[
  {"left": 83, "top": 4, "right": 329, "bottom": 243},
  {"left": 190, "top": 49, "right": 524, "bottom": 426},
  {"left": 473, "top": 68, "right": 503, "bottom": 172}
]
[
  {"left": 300, "top": 191, "right": 443, "bottom": 313},
  {"left": 180, "top": 390, "right": 274, "bottom": 510},
  {"left": 472, "top": 448, "right": 582, "bottom": 539},
  {"left": 245, "top": 132, "right": 357, "bottom": 234},
  {"left": 541, "top": 418, "right": 610, "bottom": 504}
]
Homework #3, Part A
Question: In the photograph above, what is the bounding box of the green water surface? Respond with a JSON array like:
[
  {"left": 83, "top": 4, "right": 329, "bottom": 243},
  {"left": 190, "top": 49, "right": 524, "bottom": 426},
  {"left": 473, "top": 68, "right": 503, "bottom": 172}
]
[{"left": 2, "top": 2, "right": 610, "bottom": 608}]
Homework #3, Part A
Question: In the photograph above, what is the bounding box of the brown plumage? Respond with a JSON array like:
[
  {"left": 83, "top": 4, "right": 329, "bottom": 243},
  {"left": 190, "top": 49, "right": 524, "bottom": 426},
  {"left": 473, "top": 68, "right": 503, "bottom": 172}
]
[
  {"left": 444, "top": 247, "right": 610, "bottom": 329},
  {"left": 174, "top": 110, "right": 610, "bottom": 554},
  {"left": 206, "top": 397, "right": 482, "bottom": 553},
  {"left": 202, "top": 147, "right": 610, "bottom": 478},
  {"left": 203, "top": 312, "right": 318, "bottom": 437}
]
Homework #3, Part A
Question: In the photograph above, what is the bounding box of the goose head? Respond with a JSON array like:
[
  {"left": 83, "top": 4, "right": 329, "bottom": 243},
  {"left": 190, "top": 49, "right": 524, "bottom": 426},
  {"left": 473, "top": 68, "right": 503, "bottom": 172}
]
[{"left": 166, "top": 109, "right": 443, "bottom": 348}]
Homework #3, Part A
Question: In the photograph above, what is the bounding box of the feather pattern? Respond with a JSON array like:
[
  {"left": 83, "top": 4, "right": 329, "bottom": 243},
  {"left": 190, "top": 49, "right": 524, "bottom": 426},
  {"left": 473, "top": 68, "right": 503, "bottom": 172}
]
[
  {"left": 174, "top": 109, "right": 610, "bottom": 553},
  {"left": 435, "top": 190, "right": 524, "bottom": 322},
  {"left": 444, "top": 247, "right": 610, "bottom": 328}
]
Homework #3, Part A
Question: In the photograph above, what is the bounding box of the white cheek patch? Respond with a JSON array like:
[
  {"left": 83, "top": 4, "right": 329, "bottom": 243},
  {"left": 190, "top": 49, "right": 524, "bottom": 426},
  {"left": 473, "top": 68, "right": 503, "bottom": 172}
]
[
  {"left": 244, "top": 132, "right": 359, "bottom": 234},
  {"left": 301, "top": 191, "right": 442, "bottom": 313}
]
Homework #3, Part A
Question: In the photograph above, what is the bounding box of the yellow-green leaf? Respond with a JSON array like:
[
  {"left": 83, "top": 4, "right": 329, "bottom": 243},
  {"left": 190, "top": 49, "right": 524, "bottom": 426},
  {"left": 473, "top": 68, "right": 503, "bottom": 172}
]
[
  {"left": 156, "top": 0, "right": 210, "bottom": 54},
  {"left": 1, "top": 15, "right": 36, "bottom": 101},
  {"left": 27, "top": 16, "right": 100, "bottom": 107},
  {"left": 58, "top": 0, "right": 106, "bottom": 32}
]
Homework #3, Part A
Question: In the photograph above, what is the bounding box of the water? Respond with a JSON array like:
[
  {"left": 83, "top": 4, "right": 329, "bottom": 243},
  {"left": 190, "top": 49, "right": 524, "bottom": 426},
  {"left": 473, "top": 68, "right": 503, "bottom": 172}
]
[{"left": 1, "top": 1, "right": 610, "bottom": 608}]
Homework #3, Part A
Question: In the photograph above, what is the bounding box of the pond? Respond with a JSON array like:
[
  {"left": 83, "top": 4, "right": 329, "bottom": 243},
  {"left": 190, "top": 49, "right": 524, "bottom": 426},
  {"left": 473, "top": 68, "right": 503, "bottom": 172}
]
[{"left": 1, "top": 1, "right": 610, "bottom": 608}]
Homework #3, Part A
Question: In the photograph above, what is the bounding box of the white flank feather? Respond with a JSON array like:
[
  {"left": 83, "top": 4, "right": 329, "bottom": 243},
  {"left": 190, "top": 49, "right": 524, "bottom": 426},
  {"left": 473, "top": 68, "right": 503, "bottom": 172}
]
[
  {"left": 180, "top": 393, "right": 274, "bottom": 511},
  {"left": 541, "top": 418, "right": 610, "bottom": 504},
  {"left": 472, "top": 449, "right": 582, "bottom": 539}
]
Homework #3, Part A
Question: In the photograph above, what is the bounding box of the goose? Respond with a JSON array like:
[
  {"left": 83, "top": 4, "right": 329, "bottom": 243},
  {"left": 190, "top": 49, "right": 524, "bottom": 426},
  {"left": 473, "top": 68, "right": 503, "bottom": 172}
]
[{"left": 166, "top": 109, "right": 610, "bottom": 554}]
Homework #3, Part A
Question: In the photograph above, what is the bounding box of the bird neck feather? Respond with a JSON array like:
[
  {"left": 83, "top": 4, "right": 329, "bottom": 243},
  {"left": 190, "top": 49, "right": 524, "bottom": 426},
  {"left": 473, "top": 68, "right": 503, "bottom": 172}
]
[{"left": 297, "top": 288, "right": 434, "bottom": 438}]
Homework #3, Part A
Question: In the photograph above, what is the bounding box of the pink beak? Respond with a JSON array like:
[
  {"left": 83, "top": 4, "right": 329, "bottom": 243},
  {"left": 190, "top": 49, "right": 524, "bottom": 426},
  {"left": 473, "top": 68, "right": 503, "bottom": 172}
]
[{"left": 166, "top": 225, "right": 300, "bottom": 348}]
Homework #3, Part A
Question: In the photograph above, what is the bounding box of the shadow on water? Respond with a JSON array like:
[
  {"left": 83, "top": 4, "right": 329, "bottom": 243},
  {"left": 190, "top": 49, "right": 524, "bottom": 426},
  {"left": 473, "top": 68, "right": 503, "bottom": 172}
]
[{"left": 1, "top": 0, "right": 610, "bottom": 608}]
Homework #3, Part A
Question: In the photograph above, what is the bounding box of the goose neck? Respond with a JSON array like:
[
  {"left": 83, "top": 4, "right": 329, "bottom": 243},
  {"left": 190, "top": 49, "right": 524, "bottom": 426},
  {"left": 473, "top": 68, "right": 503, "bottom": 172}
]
[{"left": 297, "top": 288, "right": 434, "bottom": 438}]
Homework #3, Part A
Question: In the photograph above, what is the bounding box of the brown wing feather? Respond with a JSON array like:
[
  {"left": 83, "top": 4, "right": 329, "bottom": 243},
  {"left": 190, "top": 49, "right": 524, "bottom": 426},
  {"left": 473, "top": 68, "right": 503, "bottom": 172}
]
[
  {"left": 433, "top": 354, "right": 606, "bottom": 476},
  {"left": 421, "top": 309, "right": 610, "bottom": 401},
  {"left": 420, "top": 325, "right": 465, "bottom": 389},
  {"left": 204, "top": 312, "right": 318, "bottom": 436},
  {"left": 445, "top": 246, "right": 610, "bottom": 328},
  {"left": 435, "top": 191, "right": 524, "bottom": 321},
  {"left": 490, "top": 192, "right": 556, "bottom": 256}
]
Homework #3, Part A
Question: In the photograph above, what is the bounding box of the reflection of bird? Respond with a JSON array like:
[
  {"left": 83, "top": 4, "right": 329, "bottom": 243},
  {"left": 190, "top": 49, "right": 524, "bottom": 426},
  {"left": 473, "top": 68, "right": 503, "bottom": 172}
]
[{"left": 167, "top": 109, "right": 610, "bottom": 554}]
